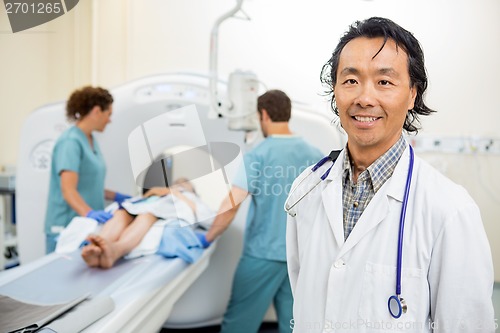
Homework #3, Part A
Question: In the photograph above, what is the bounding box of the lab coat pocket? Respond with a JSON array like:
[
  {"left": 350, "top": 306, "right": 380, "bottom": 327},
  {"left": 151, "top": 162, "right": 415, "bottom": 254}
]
[{"left": 358, "top": 262, "right": 427, "bottom": 332}]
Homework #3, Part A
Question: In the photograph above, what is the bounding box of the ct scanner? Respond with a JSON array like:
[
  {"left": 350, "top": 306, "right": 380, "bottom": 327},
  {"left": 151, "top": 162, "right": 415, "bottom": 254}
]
[{"left": 0, "top": 72, "right": 345, "bottom": 332}]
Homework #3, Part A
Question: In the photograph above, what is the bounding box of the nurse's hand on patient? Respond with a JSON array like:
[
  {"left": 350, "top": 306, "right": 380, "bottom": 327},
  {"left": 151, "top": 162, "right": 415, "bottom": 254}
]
[
  {"left": 114, "top": 192, "right": 132, "bottom": 204},
  {"left": 86, "top": 210, "right": 113, "bottom": 224},
  {"left": 195, "top": 232, "right": 212, "bottom": 249}
]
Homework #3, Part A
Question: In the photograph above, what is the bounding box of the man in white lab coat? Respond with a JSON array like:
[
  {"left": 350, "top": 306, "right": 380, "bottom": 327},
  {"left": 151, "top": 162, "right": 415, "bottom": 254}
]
[{"left": 285, "top": 17, "right": 495, "bottom": 332}]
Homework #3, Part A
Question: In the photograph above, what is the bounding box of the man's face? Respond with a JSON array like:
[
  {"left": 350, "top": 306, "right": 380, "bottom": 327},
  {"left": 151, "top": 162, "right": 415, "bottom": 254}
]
[{"left": 334, "top": 37, "right": 416, "bottom": 157}]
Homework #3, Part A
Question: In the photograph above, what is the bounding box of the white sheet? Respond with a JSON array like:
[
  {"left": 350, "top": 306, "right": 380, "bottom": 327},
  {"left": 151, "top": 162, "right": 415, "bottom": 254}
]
[
  {"left": 55, "top": 193, "right": 214, "bottom": 257},
  {"left": 55, "top": 217, "right": 170, "bottom": 258},
  {"left": 121, "top": 192, "right": 215, "bottom": 225}
]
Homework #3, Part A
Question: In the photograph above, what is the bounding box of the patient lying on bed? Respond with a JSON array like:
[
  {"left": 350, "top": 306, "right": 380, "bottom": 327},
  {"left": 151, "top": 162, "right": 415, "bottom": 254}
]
[{"left": 81, "top": 178, "right": 213, "bottom": 268}]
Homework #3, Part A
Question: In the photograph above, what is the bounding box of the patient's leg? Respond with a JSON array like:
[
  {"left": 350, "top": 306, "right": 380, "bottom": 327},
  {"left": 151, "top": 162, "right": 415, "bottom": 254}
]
[
  {"left": 116, "top": 213, "right": 158, "bottom": 247},
  {"left": 97, "top": 213, "right": 158, "bottom": 268},
  {"left": 86, "top": 234, "right": 120, "bottom": 269},
  {"left": 81, "top": 241, "right": 102, "bottom": 267},
  {"left": 98, "top": 209, "right": 134, "bottom": 241}
]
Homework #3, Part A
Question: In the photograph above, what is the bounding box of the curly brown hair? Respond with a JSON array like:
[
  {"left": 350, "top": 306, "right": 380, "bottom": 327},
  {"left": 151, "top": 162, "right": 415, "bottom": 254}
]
[{"left": 66, "top": 86, "right": 113, "bottom": 121}]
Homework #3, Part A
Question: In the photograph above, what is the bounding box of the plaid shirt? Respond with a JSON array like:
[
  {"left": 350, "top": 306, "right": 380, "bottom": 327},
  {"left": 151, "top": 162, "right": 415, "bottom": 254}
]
[{"left": 342, "top": 136, "right": 406, "bottom": 240}]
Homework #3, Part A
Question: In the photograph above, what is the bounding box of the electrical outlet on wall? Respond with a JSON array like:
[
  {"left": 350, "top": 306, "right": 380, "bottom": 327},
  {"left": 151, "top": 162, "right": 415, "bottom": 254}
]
[
  {"left": 411, "top": 135, "right": 500, "bottom": 154},
  {"left": 468, "top": 137, "right": 500, "bottom": 154}
]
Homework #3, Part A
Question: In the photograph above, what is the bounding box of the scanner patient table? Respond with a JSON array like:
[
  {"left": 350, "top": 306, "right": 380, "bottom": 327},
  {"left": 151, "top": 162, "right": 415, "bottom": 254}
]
[{"left": 0, "top": 245, "right": 215, "bottom": 332}]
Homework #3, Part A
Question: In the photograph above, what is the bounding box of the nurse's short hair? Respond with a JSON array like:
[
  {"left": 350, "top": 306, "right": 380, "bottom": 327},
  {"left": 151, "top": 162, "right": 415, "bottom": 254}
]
[
  {"left": 257, "top": 89, "right": 291, "bottom": 122},
  {"left": 320, "top": 17, "right": 436, "bottom": 134},
  {"left": 66, "top": 86, "right": 113, "bottom": 121}
]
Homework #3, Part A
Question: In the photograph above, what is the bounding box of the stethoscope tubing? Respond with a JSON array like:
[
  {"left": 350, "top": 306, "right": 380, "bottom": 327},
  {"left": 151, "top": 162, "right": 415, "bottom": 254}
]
[{"left": 396, "top": 145, "right": 414, "bottom": 296}]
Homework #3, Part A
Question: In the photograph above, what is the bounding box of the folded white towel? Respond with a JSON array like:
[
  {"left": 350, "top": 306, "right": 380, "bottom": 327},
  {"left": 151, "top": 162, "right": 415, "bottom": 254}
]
[{"left": 55, "top": 217, "right": 100, "bottom": 254}]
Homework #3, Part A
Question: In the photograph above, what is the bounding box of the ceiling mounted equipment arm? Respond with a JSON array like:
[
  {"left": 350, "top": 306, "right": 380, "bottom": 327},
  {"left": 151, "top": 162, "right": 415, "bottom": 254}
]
[{"left": 208, "top": 0, "right": 245, "bottom": 118}]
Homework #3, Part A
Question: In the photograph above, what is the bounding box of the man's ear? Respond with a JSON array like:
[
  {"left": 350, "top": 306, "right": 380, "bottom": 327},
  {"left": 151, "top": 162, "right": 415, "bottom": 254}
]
[{"left": 261, "top": 109, "right": 270, "bottom": 122}]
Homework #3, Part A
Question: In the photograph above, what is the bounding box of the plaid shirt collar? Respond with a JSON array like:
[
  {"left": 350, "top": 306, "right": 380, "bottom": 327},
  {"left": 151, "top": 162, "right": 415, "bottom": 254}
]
[{"left": 343, "top": 135, "right": 406, "bottom": 193}]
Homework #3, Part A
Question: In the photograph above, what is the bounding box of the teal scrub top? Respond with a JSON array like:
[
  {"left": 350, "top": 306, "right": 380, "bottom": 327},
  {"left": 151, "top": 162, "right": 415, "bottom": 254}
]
[
  {"left": 44, "top": 126, "right": 107, "bottom": 235},
  {"left": 233, "top": 135, "right": 323, "bottom": 262}
]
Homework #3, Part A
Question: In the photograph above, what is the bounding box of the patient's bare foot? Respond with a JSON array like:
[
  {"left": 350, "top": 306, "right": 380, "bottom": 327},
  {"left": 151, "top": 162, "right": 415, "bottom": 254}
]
[
  {"left": 81, "top": 239, "right": 102, "bottom": 267},
  {"left": 89, "top": 234, "right": 120, "bottom": 269}
]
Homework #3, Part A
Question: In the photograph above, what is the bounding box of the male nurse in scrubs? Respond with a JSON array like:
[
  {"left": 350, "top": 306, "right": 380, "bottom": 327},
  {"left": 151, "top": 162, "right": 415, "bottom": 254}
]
[{"left": 203, "top": 90, "right": 323, "bottom": 333}]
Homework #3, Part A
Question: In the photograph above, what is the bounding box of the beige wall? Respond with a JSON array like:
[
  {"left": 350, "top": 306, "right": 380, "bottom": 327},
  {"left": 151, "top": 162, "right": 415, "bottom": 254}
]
[
  {"left": 1, "top": 0, "right": 499, "bottom": 279},
  {"left": 0, "top": 0, "right": 92, "bottom": 167}
]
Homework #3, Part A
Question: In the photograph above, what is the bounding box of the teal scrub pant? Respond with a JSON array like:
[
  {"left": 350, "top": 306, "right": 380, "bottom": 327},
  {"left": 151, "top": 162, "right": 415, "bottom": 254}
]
[
  {"left": 46, "top": 234, "right": 58, "bottom": 254},
  {"left": 220, "top": 255, "right": 293, "bottom": 333}
]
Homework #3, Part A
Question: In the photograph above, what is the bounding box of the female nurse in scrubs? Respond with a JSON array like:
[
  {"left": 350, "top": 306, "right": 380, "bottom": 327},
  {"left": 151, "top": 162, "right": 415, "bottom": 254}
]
[{"left": 44, "top": 86, "right": 130, "bottom": 253}]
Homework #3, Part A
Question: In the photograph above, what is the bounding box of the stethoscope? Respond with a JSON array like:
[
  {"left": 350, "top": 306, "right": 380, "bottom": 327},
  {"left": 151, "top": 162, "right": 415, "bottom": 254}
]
[
  {"left": 285, "top": 146, "right": 415, "bottom": 319},
  {"left": 284, "top": 150, "right": 341, "bottom": 216}
]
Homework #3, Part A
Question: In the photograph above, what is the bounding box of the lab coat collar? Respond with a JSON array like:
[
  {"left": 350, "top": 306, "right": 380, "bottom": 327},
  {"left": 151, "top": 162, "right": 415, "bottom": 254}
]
[
  {"left": 321, "top": 175, "right": 345, "bottom": 248},
  {"left": 320, "top": 144, "right": 412, "bottom": 254},
  {"left": 340, "top": 189, "right": 390, "bottom": 257},
  {"left": 385, "top": 144, "right": 412, "bottom": 203},
  {"left": 321, "top": 149, "right": 347, "bottom": 248},
  {"left": 324, "top": 148, "right": 347, "bottom": 182}
]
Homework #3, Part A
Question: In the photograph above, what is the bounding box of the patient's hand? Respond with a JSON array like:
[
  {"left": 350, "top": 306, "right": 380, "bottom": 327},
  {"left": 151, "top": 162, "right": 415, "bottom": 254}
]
[{"left": 143, "top": 187, "right": 170, "bottom": 198}]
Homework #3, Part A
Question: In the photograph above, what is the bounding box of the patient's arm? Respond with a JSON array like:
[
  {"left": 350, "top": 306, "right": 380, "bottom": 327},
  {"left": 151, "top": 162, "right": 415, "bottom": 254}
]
[
  {"left": 143, "top": 186, "right": 198, "bottom": 216},
  {"left": 170, "top": 188, "right": 197, "bottom": 216},
  {"left": 143, "top": 187, "right": 171, "bottom": 197}
]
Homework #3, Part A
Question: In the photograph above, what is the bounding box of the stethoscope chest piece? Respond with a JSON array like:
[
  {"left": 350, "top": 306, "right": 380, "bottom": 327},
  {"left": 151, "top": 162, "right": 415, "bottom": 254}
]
[{"left": 388, "top": 295, "right": 407, "bottom": 319}]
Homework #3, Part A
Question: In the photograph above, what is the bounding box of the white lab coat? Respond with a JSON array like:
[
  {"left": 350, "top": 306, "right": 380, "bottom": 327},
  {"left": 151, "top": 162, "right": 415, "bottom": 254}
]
[{"left": 286, "top": 146, "right": 495, "bottom": 333}]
